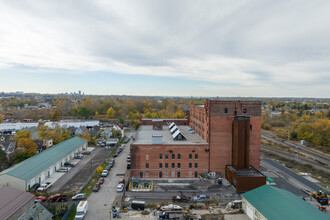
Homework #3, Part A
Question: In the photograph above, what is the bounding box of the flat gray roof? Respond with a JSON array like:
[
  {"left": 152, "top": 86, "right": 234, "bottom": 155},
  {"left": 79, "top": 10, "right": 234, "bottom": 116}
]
[{"left": 133, "top": 125, "right": 207, "bottom": 145}]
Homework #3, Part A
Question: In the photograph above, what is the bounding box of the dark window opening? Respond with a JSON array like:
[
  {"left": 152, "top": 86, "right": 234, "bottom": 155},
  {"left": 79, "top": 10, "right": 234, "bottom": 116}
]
[
  {"left": 189, "top": 163, "right": 192, "bottom": 168},
  {"left": 195, "top": 172, "right": 198, "bottom": 178},
  {"left": 140, "top": 172, "right": 143, "bottom": 178},
  {"left": 165, "top": 163, "right": 168, "bottom": 168},
  {"left": 165, "top": 154, "right": 168, "bottom": 159},
  {"left": 195, "top": 163, "right": 198, "bottom": 168},
  {"left": 159, "top": 172, "right": 162, "bottom": 178},
  {"left": 172, "top": 163, "right": 175, "bottom": 168},
  {"left": 177, "top": 163, "right": 181, "bottom": 168},
  {"left": 159, "top": 163, "right": 163, "bottom": 168},
  {"left": 177, "top": 171, "right": 181, "bottom": 178},
  {"left": 250, "top": 125, "right": 252, "bottom": 130},
  {"left": 195, "top": 154, "right": 198, "bottom": 159},
  {"left": 189, "top": 154, "right": 192, "bottom": 159},
  {"left": 243, "top": 108, "right": 247, "bottom": 113},
  {"left": 145, "top": 163, "right": 149, "bottom": 168},
  {"left": 177, "top": 154, "right": 181, "bottom": 159},
  {"left": 159, "top": 154, "right": 163, "bottom": 159},
  {"left": 172, "top": 154, "right": 175, "bottom": 159},
  {"left": 224, "top": 108, "right": 228, "bottom": 113}
]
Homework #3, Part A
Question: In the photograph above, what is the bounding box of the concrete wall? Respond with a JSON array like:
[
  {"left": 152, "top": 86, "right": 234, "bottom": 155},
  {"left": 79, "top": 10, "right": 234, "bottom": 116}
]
[
  {"left": 0, "top": 175, "right": 26, "bottom": 191},
  {"left": 242, "top": 197, "right": 267, "bottom": 220},
  {"left": 130, "top": 144, "right": 209, "bottom": 178}
]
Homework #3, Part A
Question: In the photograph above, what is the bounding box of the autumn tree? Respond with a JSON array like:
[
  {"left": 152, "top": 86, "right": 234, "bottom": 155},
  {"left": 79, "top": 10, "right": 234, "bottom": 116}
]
[
  {"left": 52, "top": 109, "right": 61, "bottom": 120},
  {"left": 14, "top": 130, "right": 32, "bottom": 141},
  {"left": 16, "top": 138, "right": 37, "bottom": 157},
  {"left": 96, "top": 166, "right": 103, "bottom": 174},
  {"left": 78, "top": 130, "right": 91, "bottom": 143},
  {"left": 111, "top": 129, "right": 122, "bottom": 138},
  {"left": 0, "top": 113, "right": 3, "bottom": 123},
  {"left": 106, "top": 107, "right": 115, "bottom": 118}
]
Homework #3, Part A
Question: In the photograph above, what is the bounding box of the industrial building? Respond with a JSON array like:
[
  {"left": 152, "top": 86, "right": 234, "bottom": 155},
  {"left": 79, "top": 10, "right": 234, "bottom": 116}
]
[
  {"left": 130, "top": 123, "right": 208, "bottom": 178},
  {"left": 0, "top": 137, "right": 87, "bottom": 191},
  {"left": 130, "top": 99, "right": 265, "bottom": 189},
  {"left": 242, "top": 185, "right": 329, "bottom": 220}
]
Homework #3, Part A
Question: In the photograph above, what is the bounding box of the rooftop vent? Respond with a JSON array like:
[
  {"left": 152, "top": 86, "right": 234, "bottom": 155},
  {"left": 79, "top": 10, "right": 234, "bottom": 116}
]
[{"left": 152, "top": 135, "right": 163, "bottom": 144}]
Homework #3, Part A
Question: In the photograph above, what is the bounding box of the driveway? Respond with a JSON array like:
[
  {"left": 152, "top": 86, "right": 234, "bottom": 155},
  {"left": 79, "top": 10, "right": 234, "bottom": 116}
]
[
  {"left": 48, "top": 147, "right": 112, "bottom": 194},
  {"left": 85, "top": 133, "right": 133, "bottom": 220}
]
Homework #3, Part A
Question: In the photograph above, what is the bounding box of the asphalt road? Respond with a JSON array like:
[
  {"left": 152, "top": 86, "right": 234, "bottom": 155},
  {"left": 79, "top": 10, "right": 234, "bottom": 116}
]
[
  {"left": 85, "top": 133, "right": 133, "bottom": 220},
  {"left": 262, "top": 158, "right": 329, "bottom": 194}
]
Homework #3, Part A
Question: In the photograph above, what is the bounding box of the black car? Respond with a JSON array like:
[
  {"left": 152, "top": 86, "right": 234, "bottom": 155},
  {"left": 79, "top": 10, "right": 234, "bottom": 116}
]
[
  {"left": 30, "top": 183, "right": 40, "bottom": 192},
  {"left": 82, "top": 151, "right": 91, "bottom": 155},
  {"left": 113, "top": 153, "right": 118, "bottom": 158},
  {"left": 64, "top": 162, "right": 75, "bottom": 167}
]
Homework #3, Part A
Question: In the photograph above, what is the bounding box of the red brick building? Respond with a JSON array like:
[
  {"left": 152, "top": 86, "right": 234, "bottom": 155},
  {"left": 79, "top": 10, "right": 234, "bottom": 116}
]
[
  {"left": 130, "top": 99, "right": 262, "bottom": 180},
  {"left": 190, "top": 100, "right": 261, "bottom": 173}
]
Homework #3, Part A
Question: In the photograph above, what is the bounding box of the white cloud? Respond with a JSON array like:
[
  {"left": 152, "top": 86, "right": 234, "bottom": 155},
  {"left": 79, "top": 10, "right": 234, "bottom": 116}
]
[{"left": 0, "top": 0, "right": 329, "bottom": 97}]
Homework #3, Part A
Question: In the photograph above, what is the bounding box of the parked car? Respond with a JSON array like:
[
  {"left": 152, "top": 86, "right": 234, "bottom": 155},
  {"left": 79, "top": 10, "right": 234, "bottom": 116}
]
[
  {"left": 172, "top": 195, "right": 191, "bottom": 203},
  {"left": 37, "top": 182, "right": 52, "bottom": 191},
  {"left": 126, "top": 155, "right": 131, "bottom": 162},
  {"left": 117, "top": 184, "right": 124, "bottom": 192},
  {"left": 109, "top": 158, "right": 115, "bottom": 167},
  {"left": 118, "top": 178, "right": 125, "bottom": 184},
  {"left": 57, "top": 195, "right": 68, "bottom": 202},
  {"left": 64, "top": 162, "right": 75, "bottom": 167},
  {"left": 193, "top": 194, "right": 214, "bottom": 202},
  {"left": 34, "top": 196, "right": 46, "bottom": 202},
  {"left": 101, "top": 170, "right": 108, "bottom": 177},
  {"left": 48, "top": 194, "right": 68, "bottom": 202},
  {"left": 30, "top": 183, "right": 40, "bottom": 192},
  {"left": 74, "top": 155, "right": 84, "bottom": 159},
  {"left": 127, "top": 163, "right": 131, "bottom": 169},
  {"left": 82, "top": 151, "right": 91, "bottom": 155},
  {"left": 93, "top": 183, "right": 100, "bottom": 192},
  {"left": 72, "top": 193, "right": 86, "bottom": 201},
  {"left": 57, "top": 167, "right": 69, "bottom": 172},
  {"left": 98, "top": 177, "right": 104, "bottom": 185},
  {"left": 113, "top": 153, "right": 118, "bottom": 158},
  {"left": 105, "top": 165, "right": 111, "bottom": 171}
]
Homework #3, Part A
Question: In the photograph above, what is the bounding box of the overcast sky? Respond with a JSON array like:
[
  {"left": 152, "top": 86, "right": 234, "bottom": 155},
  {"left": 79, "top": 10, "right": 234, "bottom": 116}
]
[{"left": 0, "top": 0, "right": 329, "bottom": 97}]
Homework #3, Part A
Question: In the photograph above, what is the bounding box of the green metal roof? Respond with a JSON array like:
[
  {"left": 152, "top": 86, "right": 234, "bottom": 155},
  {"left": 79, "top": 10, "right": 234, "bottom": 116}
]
[
  {"left": 242, "top": 185, "right": 329, "bottom": 220},
  {"left": 0, "top": 137, "right": 87, "bottom": 181}
]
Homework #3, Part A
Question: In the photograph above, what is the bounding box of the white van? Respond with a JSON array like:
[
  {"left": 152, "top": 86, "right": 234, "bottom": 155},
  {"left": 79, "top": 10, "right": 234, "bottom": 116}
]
[
  {"left": 101, "top": 170, "right": 109, "bottom": 177},
  {"left": 75, "top": 200, "right": 88, "bottom": 220}
]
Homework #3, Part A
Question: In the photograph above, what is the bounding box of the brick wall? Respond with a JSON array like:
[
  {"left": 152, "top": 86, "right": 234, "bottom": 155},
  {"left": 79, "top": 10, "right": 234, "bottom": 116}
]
[{"left": 130, "top": 144, "right": 209, "bottom": 178}]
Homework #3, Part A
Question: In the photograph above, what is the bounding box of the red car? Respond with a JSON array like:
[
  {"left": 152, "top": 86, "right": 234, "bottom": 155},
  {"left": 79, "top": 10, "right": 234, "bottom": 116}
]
[
  {"left": 98, "top": 177, "right": 104, "bottom": 185},
  {"left": 48, "top": 194, "right": 61, "bottom": 202},
  {"left": 93, "top": 183, "right": 100, "bottom": 192},
  {"left": 118, "top": 178, "right": 125, "bottom": 184},
  {"left": 34, "top": 196, "right": 46, "bottom": 202}
]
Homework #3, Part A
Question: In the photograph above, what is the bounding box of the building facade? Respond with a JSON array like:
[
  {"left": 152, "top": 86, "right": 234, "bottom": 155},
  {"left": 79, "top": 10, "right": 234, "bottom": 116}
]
[
  {"left": 0, "top": 137, "right": 87, "bottom": 191},
  {"left": 190, "top": 100, "right": 261, "bottom": 173}
]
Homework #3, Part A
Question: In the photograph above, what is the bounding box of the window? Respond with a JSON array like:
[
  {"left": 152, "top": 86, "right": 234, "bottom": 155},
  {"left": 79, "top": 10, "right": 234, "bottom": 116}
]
[
  {"left": 177, "top": 163, "right": 181, "bottom": 168},
  {"left": 159, "top": 154, "right": 163, "bottom": 159},
  {"left": 195, "top": 154, "right": 198, "bottom": 159},
  {"left": 177, "top": 171, "right": 181, "bottom": 178},
  {"left": 224, "top": 108, "right": 228, "bottom": 113},
  {"left": 140, "top": 172, "right": 143, "bottom": 178},
  {"left": 145, "top": 163, "right": 149, "bottom": 168},
  {"left": 195, "top": 163, "right": 198, "bottom": 168},
  {"left": 172, "top": 163, "right": 175, "bottom": 168},
  {"left": 189, "top": 163, "right": 192, "bottom": 168},
  {"left": 195, "top": 171, "right": 198, "bottom": 178},
  {"left": 165, "top": 163, "right": 168, "bottom": 168},
  {"left": 172, "top": 154, "right": 175, "bottom": 159},
  {"left": 250, "top": 125, "right": 253, "bottom": 130},
  {"left": 177, "top": 154, "right": 181, "bottom": 159},
  {"left": 165, "top": 154, "right": 169, "bottom": 159},
  {"left": 189, "top": 154, "right": 192, "bottom": 159},
  {"left": 159, "top": 172, "right": 162, "bottom": 178},
  {"left": 145, "top": 171, "right": 149, "bottom": 178},
  {"left": 243, "top": 108, "right": 247, "bottom": 113},
  {"left": 146, "top": 154, "right": 149, "bottom": 160},
  {"left": 159, "top": 163, "right": 163, "bottom": 168}
]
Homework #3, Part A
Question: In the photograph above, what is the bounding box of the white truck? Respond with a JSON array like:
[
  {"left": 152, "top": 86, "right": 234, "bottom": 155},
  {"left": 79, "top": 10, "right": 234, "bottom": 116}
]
[{"left": 75, "top": 201, "right": 88, "bottom": 220}]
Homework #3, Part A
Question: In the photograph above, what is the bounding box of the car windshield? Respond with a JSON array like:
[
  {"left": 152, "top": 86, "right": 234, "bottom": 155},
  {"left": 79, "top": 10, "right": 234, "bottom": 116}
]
[{"left": 76, "top": 211, "right": 85, "bottom": 215}]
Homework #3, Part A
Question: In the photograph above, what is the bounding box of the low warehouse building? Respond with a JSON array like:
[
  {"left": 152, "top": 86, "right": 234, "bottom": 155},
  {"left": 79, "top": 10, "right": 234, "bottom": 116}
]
[
  {"left": 0, "top": 137, "right": 87, "bottom": 191},
  {"left": 242, "top": 185, "right": 329, "bottom": 220}
]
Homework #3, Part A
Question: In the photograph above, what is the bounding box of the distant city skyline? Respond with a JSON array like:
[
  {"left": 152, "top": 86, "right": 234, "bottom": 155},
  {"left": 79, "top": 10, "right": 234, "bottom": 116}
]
[{"left": 0, "top": 1, "right": 330, "bottom": 98}]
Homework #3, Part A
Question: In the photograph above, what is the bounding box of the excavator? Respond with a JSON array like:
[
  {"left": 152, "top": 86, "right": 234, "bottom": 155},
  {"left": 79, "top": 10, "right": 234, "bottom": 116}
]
[{"left": 312, "top": 190, "right": 329, "bottom": 205}]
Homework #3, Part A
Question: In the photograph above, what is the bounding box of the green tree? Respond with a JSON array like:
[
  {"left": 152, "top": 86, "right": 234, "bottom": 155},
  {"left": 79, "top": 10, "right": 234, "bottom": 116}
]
[
  {"left": 11, "top": 151, "right": 28, "bottom": 164},
  {"left": 111, "top": 129, "right": 122, "bottom": 138},
  {"left": 0, "top": 148, "right": 8, "bottom": 170},
  {"left": 118, "top": 117, "right": 125, "bottom": 124},
  {"left": 106, "top": 107, "right": 115, "bottom": 118}
]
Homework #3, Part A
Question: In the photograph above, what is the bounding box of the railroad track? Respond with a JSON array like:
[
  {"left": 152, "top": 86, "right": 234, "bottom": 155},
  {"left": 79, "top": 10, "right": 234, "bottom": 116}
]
[
  {"left": 261, "top": 145, "right": 330, "bottom": 174},
  {"left": 261, "top": 133, "right": 330, "bottom": 166}
]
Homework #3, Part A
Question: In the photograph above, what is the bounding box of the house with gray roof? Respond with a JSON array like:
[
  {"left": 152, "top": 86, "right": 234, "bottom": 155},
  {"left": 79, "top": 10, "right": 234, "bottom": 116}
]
[{"left": 0, "top": 137, "right": 87, "bottom": 191}]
